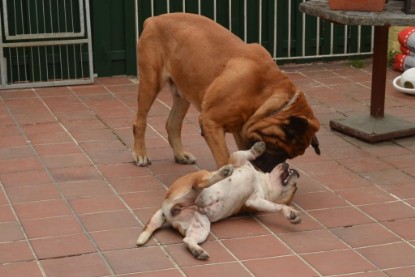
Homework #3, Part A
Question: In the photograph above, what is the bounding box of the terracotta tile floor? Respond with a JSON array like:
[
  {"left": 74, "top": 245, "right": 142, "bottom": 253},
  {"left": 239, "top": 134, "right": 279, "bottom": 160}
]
[{"left": 1, "top": 61, "right": 415, "bottom": 276}]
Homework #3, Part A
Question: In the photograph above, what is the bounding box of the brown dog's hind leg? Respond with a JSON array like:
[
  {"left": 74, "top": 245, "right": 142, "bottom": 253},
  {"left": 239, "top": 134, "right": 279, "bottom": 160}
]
[
  {"left": 166, "top": 81, "right": 196, "bottom": 164},
  {"left": 132, "top": 75, "right": 162, "bottom": 166},
  {"left": 136, "top": 209, "right": 165, "bottom": 246}
]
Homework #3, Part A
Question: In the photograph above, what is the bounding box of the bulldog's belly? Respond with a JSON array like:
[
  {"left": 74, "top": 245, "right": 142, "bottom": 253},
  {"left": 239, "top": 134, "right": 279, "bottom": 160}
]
[{"left": 195, "top": 163, "right": 259, "bottom": 222}]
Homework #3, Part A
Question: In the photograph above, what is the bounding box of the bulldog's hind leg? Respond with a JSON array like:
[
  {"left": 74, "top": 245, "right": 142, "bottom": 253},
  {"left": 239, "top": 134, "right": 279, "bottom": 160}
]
[
  {"left": 228, "top": 141, "right": 266, "bottom": 166},
  {"left": 166, "top": 80, "right": 196, "bottom": 164},
  {"left": 137, "top": 209, "right": 165, "bottom": 246},
  {"left": 183, "top": 213, "right": 211, "bottom": 260}
]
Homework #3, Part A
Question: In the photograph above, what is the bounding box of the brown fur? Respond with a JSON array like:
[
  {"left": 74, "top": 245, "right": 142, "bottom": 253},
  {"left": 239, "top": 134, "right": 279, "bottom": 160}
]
[{"left": 133, "top": 13, "right": 320, "bottom": 172}]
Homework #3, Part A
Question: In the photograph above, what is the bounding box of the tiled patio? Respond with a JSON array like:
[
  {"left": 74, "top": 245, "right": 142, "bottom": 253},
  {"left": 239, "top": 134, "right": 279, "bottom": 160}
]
[{"left": 1, "top": 60, "right": 415, "bottom": 277}]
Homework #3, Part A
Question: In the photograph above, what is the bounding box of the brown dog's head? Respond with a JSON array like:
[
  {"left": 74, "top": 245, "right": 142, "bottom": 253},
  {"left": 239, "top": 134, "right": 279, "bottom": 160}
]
[{"left": 243, "top": 90, "right": 320, "bottom": 172}]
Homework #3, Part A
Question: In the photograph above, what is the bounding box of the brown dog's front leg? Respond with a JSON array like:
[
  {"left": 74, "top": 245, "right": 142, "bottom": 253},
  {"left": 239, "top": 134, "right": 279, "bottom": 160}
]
[{"left": 200, "top": 118, "right": 230, "bottom": 168}]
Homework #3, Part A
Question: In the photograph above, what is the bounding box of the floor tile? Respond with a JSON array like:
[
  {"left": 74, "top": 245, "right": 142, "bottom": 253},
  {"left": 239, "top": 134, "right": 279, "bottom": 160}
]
[
  {"left": 360, "top": 169, "right": 414, "bottom": 186},
  {"left": 183, "top": 263, "right": 252, "bottom": 277},
  {"left": 336, "top": 186, "right": 396, "bottom": 205},
  {"left": 110, "top": 176, "right": 165, "bottom": 193},
  {"left": 41, "top": 154, "right": 92, "bottom": 169},
  {"left": 69, "top": 195, "right": 126, "bottom": 214},
  {"left": 309, "top": 206, "right": 374, "bottom": 228},
  {"left": 98, "top": 163, "right": 151, "bottom": 179},
  {"left": 243, "top": 256, "right": 317, "bottom": 277},
  {"left": 6, "top": 183, "right": 60, "bottom": 203},
  {"left": 90, "top": 227, "right": 140, "bottom": 251},
  {"left": 121, "top": 269, "right": 184, "bottom": 277},
  {"left": 21, "top": 216, "right": 83, "bottom": 239},
  {"left": 0, "top": 221, "right": 25, "bottom": 242},
  {"left": 0, "top": 261, "right": 43, "bottom": 277},
  {"left": 383, "top": 218, "right": 415, "bottom": 240},
  {"left": 210, "top": 216, "right": 270, "bottom": 239},
  {"left": 294, "top": 190, "right": 348, "bottom": 210},
  {"left": 0, "top": 169, "right": 53, "bottom": 188},
  {"left": 13, "top": 199, "right": 73, "bottom": 222},
  {"left": 357, "top": 242, "right": 415, "bottom": 269},
  {"left": 0, "top": 204, "right": 16, "bottom": 222},
  {"left": 165, "top": 240, "right": 235, "bottom": 267},
  {"left": 0, "top": 241, "right": 34, "bottom": 263},
  {"left": 384, "top": 266, "right": 415, "bottom": 277},
  {"left": 381, "top": 182, "right": 415, "bottom": 200},
  {"left": 222, "top": 235, "right": 292, "bottom": 260},
  {"left": 49, "top": 166, "right": 103, "bottom": 182},
  {"left": 121, "top": 190, "right": 166, "bottom": 209},
  {"left": 278, "top": 229, "right": 348, "bottom": 254},
  {"left": 359, "top": 201, "right": 415, "bottom": 222},
  {"left": 40, "top": 253, "right": 111, "bottom": 277},
  {"left": 257, "top": 212, "right": 323, "bottom": 234},
  {"left": 79, "top": 210, "right": 139, "bottom": 232},
  {"left": 58, "top": 180, "right": 114, "bottom": 198},
  {"left": 0, "top": 157, "right": 43, "bottom": 174},
  {"left": 331, "top": 223, "right": 400, "bottom": 248},
  {"left": 302, "top": 249, "right": 376, "bottom": 275},
  {"left": 0, "top": 146, "right": 34, "bottom": 160},
  {"left": 30, "top": 233, "right": 96, "bottom": 259},
  {"left": 103, "top": 247, "right": 174, "bottom": 275}
]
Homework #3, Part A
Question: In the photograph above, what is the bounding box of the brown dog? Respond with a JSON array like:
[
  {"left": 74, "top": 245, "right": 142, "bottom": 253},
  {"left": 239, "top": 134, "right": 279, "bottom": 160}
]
[
  {"left": 136, "top": 142, "right": 301, "bottom": 260},
  {"left": 133, "top": 13, "right": 320, "bottom": 172}
]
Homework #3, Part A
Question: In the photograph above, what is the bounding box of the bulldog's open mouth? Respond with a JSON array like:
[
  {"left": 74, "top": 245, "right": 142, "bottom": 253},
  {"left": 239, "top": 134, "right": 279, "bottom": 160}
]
[{"left": 281, "top": 167, "right": 300, "bottom": 186}]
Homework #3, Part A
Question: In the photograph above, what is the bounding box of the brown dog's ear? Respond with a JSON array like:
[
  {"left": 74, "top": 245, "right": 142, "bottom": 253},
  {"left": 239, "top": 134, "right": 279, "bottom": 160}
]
[
  {"left": 311, "top": 135, "right": 321, "bottom": 155},
  {"left": 242, "top": 91, "right": 293, "bottom": 134}
]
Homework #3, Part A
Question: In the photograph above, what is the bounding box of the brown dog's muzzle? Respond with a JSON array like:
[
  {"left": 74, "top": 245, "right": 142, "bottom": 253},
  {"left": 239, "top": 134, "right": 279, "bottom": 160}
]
[{"left": 251, "top": 146, "right": 289, "bottom": 172}]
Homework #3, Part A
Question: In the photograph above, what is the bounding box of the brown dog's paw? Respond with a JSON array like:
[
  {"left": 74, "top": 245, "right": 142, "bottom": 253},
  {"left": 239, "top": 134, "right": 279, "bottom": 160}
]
[
  {"left": 251, "top": 141, "right": 266, "bottom": 157},
  {"left": 175, "top": 152, "right": 197, "bottom": 164},
  {"left": 132, "top": 152, "right": 152, "bottom": 166}
]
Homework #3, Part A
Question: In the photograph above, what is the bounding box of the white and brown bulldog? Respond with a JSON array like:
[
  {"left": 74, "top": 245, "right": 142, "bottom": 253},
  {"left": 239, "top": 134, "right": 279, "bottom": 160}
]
[
  {"left": 133, "top": 13, "right": 320, "bottom": 172},
  {"left": 136, "top": 142, "right": 301, "bottom": 260}
]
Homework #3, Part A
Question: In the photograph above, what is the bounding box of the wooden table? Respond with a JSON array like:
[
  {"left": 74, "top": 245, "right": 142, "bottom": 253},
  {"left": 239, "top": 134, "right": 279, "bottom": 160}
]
[{"left": 299, "top": 0, "right": 415, "bottom": 143}]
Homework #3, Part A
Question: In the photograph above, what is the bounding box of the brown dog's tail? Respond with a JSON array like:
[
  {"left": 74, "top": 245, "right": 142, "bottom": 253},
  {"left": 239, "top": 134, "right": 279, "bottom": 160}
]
[{"left": 311, "top": 135, "right": 321, "bottom": 155}]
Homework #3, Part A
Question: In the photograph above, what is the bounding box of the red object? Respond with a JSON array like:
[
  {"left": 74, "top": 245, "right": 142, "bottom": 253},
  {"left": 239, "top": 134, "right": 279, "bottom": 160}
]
[
  {"left": 328, "top": 0, "right": 385, "bottom": 12},
  {"left": 398, "top": 27, "right": 415, "bottom": 53},
  {"left": 393, "top": 53, "right": 415, "bottom": 72}
]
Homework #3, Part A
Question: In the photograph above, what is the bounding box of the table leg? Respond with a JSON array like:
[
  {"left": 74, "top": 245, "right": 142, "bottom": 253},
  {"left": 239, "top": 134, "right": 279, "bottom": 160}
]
[
  {"left": 370, "top": 26, "right": 388, "bottom": 117},
  {"left": 329, "top": 26, "right": 415, "bottom": 143}
]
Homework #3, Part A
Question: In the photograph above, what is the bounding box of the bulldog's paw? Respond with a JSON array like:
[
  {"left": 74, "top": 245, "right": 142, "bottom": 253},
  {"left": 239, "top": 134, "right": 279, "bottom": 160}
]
[
  {"left": 219, "top": 165, "right": 234, "bottom": 178},
  {"left": 132, "top": 152, "right": 152, "bottom": 166},
  {"left": 192, "top": 248, "right": 209, "bottom": 260},
  {"left": 251, "top": 141, "right": 266, "bottom": 157},
  {"left": 175, "top": 152, "right": 197, "bottom": 164},
  {"left": 283, "top": 206, "right": 301, "bottom": 224}
]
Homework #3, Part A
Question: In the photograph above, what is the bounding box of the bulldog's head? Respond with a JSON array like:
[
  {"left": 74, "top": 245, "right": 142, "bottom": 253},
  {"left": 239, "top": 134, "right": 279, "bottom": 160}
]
[
  {"left": 269, "top": 162, "right": 299, "bottom": 205},
  {"left": 243, "top": 90, "right": 320, "bottom": 172}
]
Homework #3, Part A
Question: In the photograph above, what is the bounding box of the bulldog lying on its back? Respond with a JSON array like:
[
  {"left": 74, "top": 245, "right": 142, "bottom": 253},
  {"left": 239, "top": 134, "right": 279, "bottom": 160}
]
[{"left": 136, "top": 142, "right": 301, "bottom": 260}]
